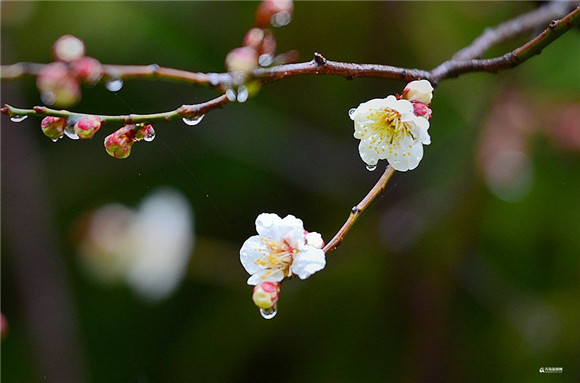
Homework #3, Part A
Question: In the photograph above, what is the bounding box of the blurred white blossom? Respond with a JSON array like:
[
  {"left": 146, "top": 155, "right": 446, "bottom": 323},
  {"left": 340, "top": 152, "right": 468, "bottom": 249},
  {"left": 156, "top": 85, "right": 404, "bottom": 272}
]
[{"left": 77, "top": 188, "right": 194, "bottom": 301}]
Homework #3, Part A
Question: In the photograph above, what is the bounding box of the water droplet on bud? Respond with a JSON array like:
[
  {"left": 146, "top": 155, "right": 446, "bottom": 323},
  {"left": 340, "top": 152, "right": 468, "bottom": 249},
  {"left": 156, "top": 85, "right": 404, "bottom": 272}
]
[
  {"left": 105, "top": 78, "right": 124, "bottom": 92},
  {"left": 366, "top": 164, "right": 377, "bottom": 172},
  {"left": 10, "top": 115, "right": 28, "bottom": 123},
  {"left": 144, "top": 130, "right": 156, "bottom": 142},
  {"left": 182, "top": 114, "right": 205, "bottom": 126},
  {"left": 258, "top": 54, "right": 273, "bottom": 67},
  {"left": 236, "top": 85, "right": 249, "bottom": 103},
  {"left": 348, "top": 108, "right": 356, "bottom": 119},
  {"left": 64, "top": 125, "right": 79, "bottom": 140},
  {"left": 271, "top": 12, "right": 291, "bottom": 27},
  {"left": 51, "top": 137, "right": 60, "bottom": 143},
  {"left": 259, "top": 306, "right": 278, "bottom": 320},
  {"left": 225, "top": 88, "right": 237, "bottom": 102}
]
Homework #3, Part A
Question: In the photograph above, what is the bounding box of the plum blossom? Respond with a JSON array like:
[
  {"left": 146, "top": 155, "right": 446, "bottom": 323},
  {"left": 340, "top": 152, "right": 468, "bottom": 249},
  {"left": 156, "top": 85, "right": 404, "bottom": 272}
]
[
  {"left": 240, "top": 213, "right": 326, "bottom": 285},
  {"left": 350, "top": 94, "right": 431, "bottom": 172}
]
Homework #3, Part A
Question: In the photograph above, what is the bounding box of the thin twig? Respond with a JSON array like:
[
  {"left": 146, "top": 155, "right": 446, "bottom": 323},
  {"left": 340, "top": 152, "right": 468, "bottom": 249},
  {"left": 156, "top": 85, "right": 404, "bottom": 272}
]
[
  {"left": 452, "top": 1, "right": 578, "bottom": 60},
  {"left": 323, "top": 165, "right": 396, "bottom": 255},
  {"left": 2, "top": 95, "right": 229, "bottom": 124},
  {"left": 430, "top": 6, "right": 580, "bottom": 83}
]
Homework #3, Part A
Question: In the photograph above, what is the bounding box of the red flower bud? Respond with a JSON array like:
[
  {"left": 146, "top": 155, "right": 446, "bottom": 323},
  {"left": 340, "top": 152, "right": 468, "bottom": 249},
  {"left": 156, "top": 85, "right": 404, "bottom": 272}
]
[
  {"left": 72, "top": 56, "right": 103, "bottom": 85},
  {"left": 412, "top": 102, "right": 432, "bottom": 119},
  {"left": 37, "top": 62, "right": 81, "bottom": 107},
  {"left": 40, "top": 116, "right": 67, "bottom": 141},
  {"left": 74, "top": 115, "right": 101, "bottom": 139},
  {"left": 53, "top": 35, "right": 85, "bottom": 62}
]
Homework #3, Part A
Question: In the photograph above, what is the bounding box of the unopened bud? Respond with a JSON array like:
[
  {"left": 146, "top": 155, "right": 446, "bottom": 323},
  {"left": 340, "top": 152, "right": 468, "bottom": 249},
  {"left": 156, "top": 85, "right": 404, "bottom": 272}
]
[
  {"left": 37, "top": 62, "right": 81, "bottom": 107},
  {"left": 74, "top": 115, "right": 101, "bottom": 139},
  {"left": 225, "top": 46, "right": 259, "bottom": 72},
  {"left": 104, "top": 126, "right": 135, "bottom": 159},
  {"left": 53, "top": 35, "right": 85, "bottom": 62},
  {"left": 305, "top": 231, "right": 324, "bottom": 249},
  {"left": 41, "top": 116, "right": 67, "bottom": 140},
  {"left": 412, "top": 102, "right": 432, "bottom": 119},
  {"left": 402, "top": 79, "right": 434, "bottom": 105},
  {"left": 73, "top": 56, "right": 103, "bottom": 85},
  {"left": 252, "top": 281, "right": 280, "bottom": 309}
]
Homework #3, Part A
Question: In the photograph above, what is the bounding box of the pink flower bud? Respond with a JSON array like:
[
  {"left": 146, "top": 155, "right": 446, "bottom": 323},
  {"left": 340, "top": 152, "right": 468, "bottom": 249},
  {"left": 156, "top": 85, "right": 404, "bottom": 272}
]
[
  {"left": 53, "top": 35, "right": 85, "bottom": 62},
  {"left": 40, "top": 116, "right": 67, "bottom": 140},
  {"left": 255, "top": 0, "right": 293, "bottom": 28},
  {"left": 225, "top": 46, "right": 259, "bottom": 72},
  {"left": 252, "top": 281, "right": 280, "bottom": 309},
  {"left": 402, "top": 79, "right": 434, "bottom": 105},
  {"left": 412, "top": 102, "right": 432, "bottom": 119},
  {"left": 104, "top": 126, "right": 135, "bottom": 159},
  {"left": 37, "top": 62, "right": 81, "bottom": 107},
  {"left": 74, "top": 115, "right": 101, "bottom": 139},
  {"left": 72, "top": 56, "right": 103, "bottom": 85}
]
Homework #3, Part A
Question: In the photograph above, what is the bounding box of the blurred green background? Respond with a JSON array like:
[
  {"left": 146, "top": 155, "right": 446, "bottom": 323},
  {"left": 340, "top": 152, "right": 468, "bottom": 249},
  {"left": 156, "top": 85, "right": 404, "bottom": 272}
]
[{"left": 2, "top": 1, "right": 579, "bottom": 382}]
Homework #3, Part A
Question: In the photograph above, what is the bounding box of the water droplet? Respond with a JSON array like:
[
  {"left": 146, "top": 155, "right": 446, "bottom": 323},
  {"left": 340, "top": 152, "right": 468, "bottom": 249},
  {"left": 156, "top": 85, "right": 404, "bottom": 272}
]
[
  {"left": 225, "top": 88, "right": 237, "bottom": 102},
  {"left": 236, "top": 85, "right": 249, "bottom": 103},
  {"left": 348, "top": 108, "right": 356, "bottom": 119},
  {"left": 144, "top": 128, "right": 156, "bottom": 142},
  {"left": 105, "top": 78, "right": 124, "bottom": 92},
  {"left": 64, "top": 125, "right": 79, "bottom": 140},
  {"left": 182, "top": 114, "right": 205, "bottom": 126},
  {"left": 271, "top": 12, "right": 291, "bottom": 27},
  {"left": 41, "top": 91, "right": 56, "bottom": 106},
  {"left": 366, "top": 164, "right": 377, "bottom": 172},
  {"left": 259, "top": 306, "right": 278, "bottom": 320},
  {"left": 10, "top": 115, "right": 28, "bottom": 123},
  {"left": 51, "top": 137, "right": 61, "bottom": 143},
  {"left": 258, "top": 54, "right": 273, "bottom": 67},
  {"left": 208, "top": 73, "right": 220, "bottom": 86}
]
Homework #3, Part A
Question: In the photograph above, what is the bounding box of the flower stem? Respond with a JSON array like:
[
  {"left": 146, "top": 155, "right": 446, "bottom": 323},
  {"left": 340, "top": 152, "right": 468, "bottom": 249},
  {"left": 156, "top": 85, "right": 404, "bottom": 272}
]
[{"left": 323, "top": 165, "right": 396, "bottom": 254}]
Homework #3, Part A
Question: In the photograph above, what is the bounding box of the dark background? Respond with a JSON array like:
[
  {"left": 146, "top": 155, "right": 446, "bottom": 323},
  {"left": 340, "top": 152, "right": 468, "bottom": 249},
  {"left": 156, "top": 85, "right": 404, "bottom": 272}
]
[{"left": 2, "top": 2, "right": 579, "bottom": 382}]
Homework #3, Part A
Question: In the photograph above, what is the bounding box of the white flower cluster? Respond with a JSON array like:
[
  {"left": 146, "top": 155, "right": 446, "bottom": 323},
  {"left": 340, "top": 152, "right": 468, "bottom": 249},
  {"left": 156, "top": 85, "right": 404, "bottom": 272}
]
[{"left": 350, "top": 79, "right": 434, "bottom": 172}]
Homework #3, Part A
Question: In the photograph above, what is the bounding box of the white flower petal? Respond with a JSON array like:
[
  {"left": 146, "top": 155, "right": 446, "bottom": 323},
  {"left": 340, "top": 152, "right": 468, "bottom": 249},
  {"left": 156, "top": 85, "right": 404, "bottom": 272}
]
[
  {"left": 305, "top": 232, "right": 324, "bottom": 249},
  {"left": 358, "top": 139, "right": 380, "bottom": 166},
  {"left": 240, "top": 235, "right": 269, "bottom": 275},
  {"left": 291, "top": 247, "right": 326, "bottom": 280},
  {"left": 247, "top": 268, "right": 285, "bottom": 285},
  {"left": 278, "top": 215, "right": 305, "bottom": 248}
]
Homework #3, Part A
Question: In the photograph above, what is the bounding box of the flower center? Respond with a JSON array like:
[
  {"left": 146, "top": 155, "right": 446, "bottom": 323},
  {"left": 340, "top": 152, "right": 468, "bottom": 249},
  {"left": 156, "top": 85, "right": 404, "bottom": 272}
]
[
  {"left": 376, "top": 107, "right": 413, "bottom": 143},
  {"left": 256, "top": 238, "right": 296, "bottom": 277}
]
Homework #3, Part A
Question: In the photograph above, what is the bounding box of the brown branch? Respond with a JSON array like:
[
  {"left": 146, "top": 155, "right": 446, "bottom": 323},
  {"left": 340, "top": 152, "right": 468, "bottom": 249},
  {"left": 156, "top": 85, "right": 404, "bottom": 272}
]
[
  {"left": 452, "top": 1, "right": 579, "bottom": 60},
  {"left": 323, "top": 165, "right": 396, "bottom": 255},
  {"left": 430, "top": 5, "right": 580, "bottom": 83}
]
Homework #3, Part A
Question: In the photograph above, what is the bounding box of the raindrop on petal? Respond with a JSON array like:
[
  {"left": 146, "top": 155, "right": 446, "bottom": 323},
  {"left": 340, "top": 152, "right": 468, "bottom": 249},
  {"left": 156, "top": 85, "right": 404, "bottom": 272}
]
[
  {"left": 105, "top": 78, "right": 124, "bottom": 92},
  {"left": 182, "top": 114, "right": 205, "bottom": 126},
  {"left": 366, "top": 164, "right": 377, "bottom": 172},
  {"left": 236, "top": 85, "right": 249, "bottom": 103},
  {"left": 259, "top": 306, "right": 278, "bottom": 320},
  {"left": 348, "top": 108, "right": 356, "bottom": 119},
  {"left": 10, "top": 115, "right": 28, "bottom": 123},
  {"left": 225, "top": 88, "right": 237, "bottom": 102}
]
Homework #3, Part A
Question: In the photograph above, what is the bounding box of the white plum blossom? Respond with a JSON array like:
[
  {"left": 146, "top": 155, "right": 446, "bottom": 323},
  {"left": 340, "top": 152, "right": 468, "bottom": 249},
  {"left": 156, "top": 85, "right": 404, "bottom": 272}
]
[
  {"left": 350, "top": 95, "right": 431, "bottom": 172},
  {"left": 240, "top": 213, "right": 326, "bottom": 285}
]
